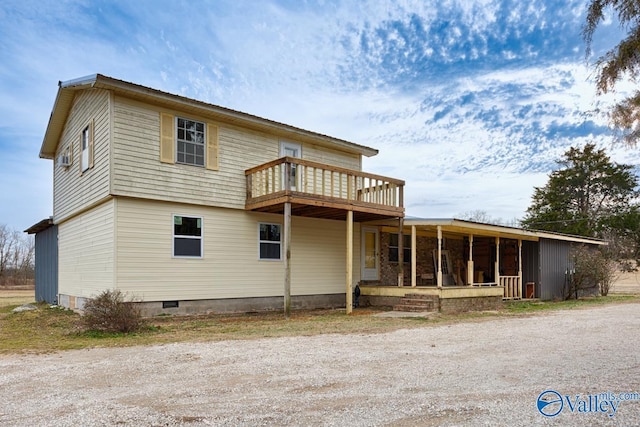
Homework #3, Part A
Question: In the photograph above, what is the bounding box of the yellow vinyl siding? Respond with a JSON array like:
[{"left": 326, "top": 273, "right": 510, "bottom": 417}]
[
  {"left": 58, "top": 200, "right": 115, "bottom": 297},
  {"left": 114, "top": 198, "right": 358, "bottom": 301},
  {"left": 290, "top": 216, "right": 361, "bottom": 296},
  {"left": 111, "top": 96, "right": 362, "bottom": 210},
  {"left": 303, "top": 143, "right": 360, "bottom": 170},
  {"left": 53, "top": 89, "right": 111, "bottom": 222}
]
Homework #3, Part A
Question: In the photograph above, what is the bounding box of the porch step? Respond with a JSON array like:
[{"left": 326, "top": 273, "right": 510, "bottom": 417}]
[{"left": 393, "top": 294, "right": 439, "bottom": 312}]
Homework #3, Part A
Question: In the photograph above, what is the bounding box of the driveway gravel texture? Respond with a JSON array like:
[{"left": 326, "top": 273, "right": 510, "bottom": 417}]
[{"left": 1, "top": 303, "right": 639, "bottom": 426}]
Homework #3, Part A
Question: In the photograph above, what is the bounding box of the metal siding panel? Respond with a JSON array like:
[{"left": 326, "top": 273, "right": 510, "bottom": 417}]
[
  {"left": 539, "top": 239, "right": 571, "bottom": 300},
  {"left": 34, "top": 225, "right": 58, "bottom": 304}
]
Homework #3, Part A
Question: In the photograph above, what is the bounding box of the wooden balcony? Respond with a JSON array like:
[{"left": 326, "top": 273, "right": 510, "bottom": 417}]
[{"left": 245, "top": 157, "right": 405, "bottom": 221}]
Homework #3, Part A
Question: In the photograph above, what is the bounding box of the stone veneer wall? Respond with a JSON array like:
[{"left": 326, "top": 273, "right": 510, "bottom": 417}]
[
  {"left": 378, "top": 233, "right": 466, "bottom": 286},
  {"left": 439, "top": 296, "right": 503, "bottom": 313}
]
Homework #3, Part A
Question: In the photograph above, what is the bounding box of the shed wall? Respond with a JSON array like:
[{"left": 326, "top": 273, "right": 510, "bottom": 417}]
[
  {"left": 34, "top": 225, "right": 58, "bottom": 304},
  {"left": 539, "top": 238, "right": 571, "bottom": 300}
]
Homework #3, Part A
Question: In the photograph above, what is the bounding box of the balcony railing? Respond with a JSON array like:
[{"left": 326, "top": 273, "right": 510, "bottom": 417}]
[{"left": 245, "top": 157, "right": 404, "bottom": 218}]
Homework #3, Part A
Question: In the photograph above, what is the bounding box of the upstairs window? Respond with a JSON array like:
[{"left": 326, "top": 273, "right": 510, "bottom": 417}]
[
  {"left": 160, "top": 113, "right": 218, "bottom": 170},
  {"left": 173, "top": 215, "right": 203, "bottom": 258},
  {"left": 389, "top": 233, "right": 412, "bottom": 263},
  {"left": 259, "top": 223, "right": 281, "bottom": 260},
  {"left": 176, "top": 117, "right": 205, "bottom": 167},
  {"left": 79, "top": 119, "right": 94, "bottom": 174},
  {"left": 81, "top": 126, "right": 90, "bottom": 172}
]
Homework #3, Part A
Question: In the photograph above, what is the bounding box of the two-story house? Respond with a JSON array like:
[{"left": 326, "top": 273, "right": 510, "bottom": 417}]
[
  {"left": 29, "top": 74, "right": 605, "bottom": 315},
  {"left": 34, "top": 74, "right": 404, "bottom": 315}
]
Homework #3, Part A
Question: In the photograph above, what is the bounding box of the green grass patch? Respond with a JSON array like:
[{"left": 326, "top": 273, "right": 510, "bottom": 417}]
[
  {"left": 1, "top": 296, "right": 638, "bottom": 354},
  {"left": 504, "top": 295, "right": 639, "bottom": 314}
]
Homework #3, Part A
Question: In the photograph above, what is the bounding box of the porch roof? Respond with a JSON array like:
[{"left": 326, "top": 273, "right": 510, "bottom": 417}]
[{"left": 370, "top": 217, "right": 607, "bottom": 245}]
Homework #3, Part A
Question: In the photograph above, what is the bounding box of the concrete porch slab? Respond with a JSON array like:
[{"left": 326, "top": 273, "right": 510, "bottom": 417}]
[{"left": 373, "top": 311, "right": 438, "bottom": 318}]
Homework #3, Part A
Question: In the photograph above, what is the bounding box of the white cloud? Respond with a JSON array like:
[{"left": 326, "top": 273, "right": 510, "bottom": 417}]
[{"left": 0, "top": 0, "right": 638, "bottom": 233}]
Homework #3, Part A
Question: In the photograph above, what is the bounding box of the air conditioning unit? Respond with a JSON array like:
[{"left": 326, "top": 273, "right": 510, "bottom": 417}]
[{"left": 58, "top": 154, "right": 71, "bottom": 167}]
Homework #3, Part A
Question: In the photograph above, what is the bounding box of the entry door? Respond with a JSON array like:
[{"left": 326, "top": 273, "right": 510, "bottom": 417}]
[
  {"left": 280, "top": 141, "right": 301, "bottom": 191},
  {"left": 361, "top": 227, "right": 379, "bottom": 280}
]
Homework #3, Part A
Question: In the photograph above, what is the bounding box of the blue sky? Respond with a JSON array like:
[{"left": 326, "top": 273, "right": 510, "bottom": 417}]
[{"left": 1, "top": 0, "right": 638, "bottom": 231}]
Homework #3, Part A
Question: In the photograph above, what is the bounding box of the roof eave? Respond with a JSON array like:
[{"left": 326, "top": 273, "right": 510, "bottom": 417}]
[
  {"left": 39, "top": 74, "right": 99, "bottom": 159},
  {"left": 94, "top": 75, "right": 379, "bottom": 157},
  {"left": 39, "top": 73, "right": 378, "bottom": 159},
  {"left": 402, "top": 217, "right": 606, "bottom": 245}
]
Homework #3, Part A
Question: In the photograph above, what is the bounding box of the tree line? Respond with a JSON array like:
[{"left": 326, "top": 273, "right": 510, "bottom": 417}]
[{"left": 0, "top": 224, "right": 35, "bottom": 287}]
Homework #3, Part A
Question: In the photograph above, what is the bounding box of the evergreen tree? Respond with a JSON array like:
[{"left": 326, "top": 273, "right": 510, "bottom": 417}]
[{"left": 522, "top": 143, "right": 638, "bottom": 238}]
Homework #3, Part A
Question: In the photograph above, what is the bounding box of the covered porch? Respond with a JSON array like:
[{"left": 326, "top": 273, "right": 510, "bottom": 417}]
[{"left": 359, "top": 219, "right": 544, "bottom": 304}]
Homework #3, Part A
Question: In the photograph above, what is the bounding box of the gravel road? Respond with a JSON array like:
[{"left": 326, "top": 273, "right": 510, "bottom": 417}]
[{"left": 1, "top": 303, "right": 639, "bottom": 426}]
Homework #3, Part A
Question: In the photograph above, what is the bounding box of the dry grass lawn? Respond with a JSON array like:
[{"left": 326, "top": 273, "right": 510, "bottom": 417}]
[
  {"left": 0, "top": 288, "right": 637, "bottom": 355},
  {"left": 0, "top": 289, "right": 34, "bottom": 308}
]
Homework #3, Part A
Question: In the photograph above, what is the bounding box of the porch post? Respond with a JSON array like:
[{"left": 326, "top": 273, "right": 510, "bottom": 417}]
[
  {"left": 495, "top": 236, "right": 500, "bottom": 286},
  {"left": 284, "top": 202, "right": 292, "bottom": 318},
  {"left": 397, "top": 217, "right": 404, "bottom": 287},
  {"left": 518, "top": 239, "right": 523, "bottom": 299},
  {"left": 437, "top": 226, "right": 443, "bottom": 288},
  {"left": 467, "top": 234, "right": 474, "bottom": 285},
  {"left": 411, "top": 225, "right": 417, "bottom": 287},
  {"left": 346, "top": 210, "right": 353, "bottom": 314}
]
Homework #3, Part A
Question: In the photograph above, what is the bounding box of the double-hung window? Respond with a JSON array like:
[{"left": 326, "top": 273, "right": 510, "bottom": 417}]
[
  {"left": 176, "top": 117, "right": 205, "bottom": 167},
  {"left": 389, "top": 233, "right": 412, "bottom": 263},
  {"left": 173, "top": 215, "right": 203, "bottom": 258},
  {"left": 259, "top": 223, "right": 281, "bottom": 260}
]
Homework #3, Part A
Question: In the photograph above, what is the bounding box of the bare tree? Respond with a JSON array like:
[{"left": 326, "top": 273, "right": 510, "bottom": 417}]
[
  {"left": 566, "top": 244, "right": 618, "bottom": 299},
  {"left": 0, "top": 224, "right": 35, "bottom": 287},
  {"left": 456, "top": 210, "right": 519, "bottom": 227}
]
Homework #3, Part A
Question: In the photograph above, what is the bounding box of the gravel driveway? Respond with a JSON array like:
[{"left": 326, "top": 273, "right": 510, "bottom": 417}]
[{"left": 1, "top": 303, "right": 639, "bottom": 426}]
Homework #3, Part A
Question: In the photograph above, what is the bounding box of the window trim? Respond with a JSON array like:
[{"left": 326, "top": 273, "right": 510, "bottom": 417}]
[
  {"left": 258, "top": 222, "right": 282, "bottom": 261},
  {"left": 175, "top": 116, "right": 206, "bottom": 167},
  {"left": 389, "top": 233, "right": 412, "bottom": 264},
  {"left": 172, "top": 214, "right": 203, "bottom": 259}
]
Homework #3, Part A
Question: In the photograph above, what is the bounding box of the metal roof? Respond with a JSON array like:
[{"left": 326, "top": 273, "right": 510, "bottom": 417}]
[
  {"left": 24, "top": 217, "right": 54, "bottom": 234},
  {"left": 389, "top": 217, "right": 607, "bottom": 245},
  {"left": 40, "top": 74, "right": 380, "bottom": 159}
]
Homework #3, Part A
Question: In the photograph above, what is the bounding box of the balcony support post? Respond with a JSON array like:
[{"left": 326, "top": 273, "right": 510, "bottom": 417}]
[
  {"left": 346, "top": 210, "right": 353, "bottom": 314},
  {"left": 283, "top": 202, "right": 291, "bottom": 318}
]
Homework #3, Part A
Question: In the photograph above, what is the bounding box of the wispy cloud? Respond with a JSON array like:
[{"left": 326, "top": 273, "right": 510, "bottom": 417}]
[{"left": 0, "top": 0, "right": 637, "bottom": 230}]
